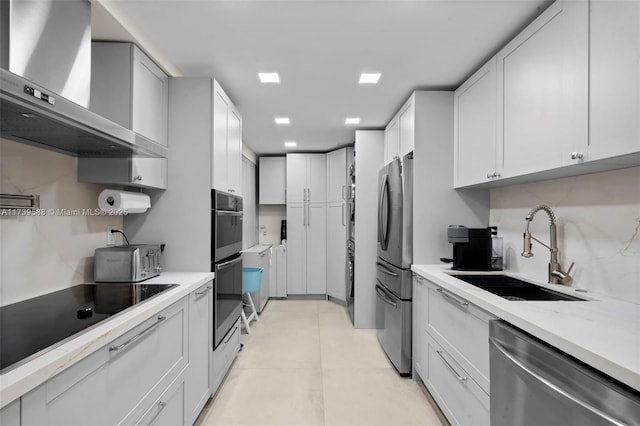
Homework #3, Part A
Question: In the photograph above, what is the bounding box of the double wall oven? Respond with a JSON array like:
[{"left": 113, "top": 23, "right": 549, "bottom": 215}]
[{"left": 211, "top": 190, "right": 243, "bottom": 348}]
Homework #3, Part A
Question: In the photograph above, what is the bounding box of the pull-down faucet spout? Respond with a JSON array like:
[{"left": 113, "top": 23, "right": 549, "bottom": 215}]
[{"left": 521, "top": 205, "right": 574, "bottom": 284}]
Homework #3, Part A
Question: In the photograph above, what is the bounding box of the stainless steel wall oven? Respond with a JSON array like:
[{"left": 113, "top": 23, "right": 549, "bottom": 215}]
[{"left": 212, "top": 190, "right": 243, "bottom": 348}]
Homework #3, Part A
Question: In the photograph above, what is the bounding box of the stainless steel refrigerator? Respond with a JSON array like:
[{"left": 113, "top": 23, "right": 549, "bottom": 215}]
[{"left": 376, "top": 152, "right": 413, "bottom": 375}]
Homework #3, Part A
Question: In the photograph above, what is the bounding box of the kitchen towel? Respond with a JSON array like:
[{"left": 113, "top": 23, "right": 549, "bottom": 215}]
[{"left": 98, "top": 190, "right": 150, "bottom": 214}]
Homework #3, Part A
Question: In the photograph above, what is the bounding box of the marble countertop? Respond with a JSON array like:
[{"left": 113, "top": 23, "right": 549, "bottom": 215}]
[
  {"left": 0, "top": 272, "right": 215, "bottom": 409},
  {"left": 241, "top": 243, "right": 273, "bottom": 254},
  {"left": 411, "top": 264, "right": 640, "bottom": 391}
]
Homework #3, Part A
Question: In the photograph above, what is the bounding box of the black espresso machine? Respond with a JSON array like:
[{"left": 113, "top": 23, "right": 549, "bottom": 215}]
[{"left": 446, "top": 225, "right": 503, "bottom": 271}]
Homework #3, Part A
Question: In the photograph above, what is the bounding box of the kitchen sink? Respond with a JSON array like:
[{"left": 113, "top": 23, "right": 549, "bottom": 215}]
[{"left": 450, "top": 275, "right": 587, "bottom": 301}]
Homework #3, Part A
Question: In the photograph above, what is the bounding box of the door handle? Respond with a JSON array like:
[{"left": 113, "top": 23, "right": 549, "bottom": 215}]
[
  {"left": 375, "top": 284, "right": 398, "bottom": 308},
  {"left": 307, "top": 204, "right": 310, "bottom": 226},
  {"left": 436, "top": 287, "right": 469, "bottom": 308},
  {"left": 342, "top": 203, "right": 345, "bottom": 226},
  {"left": 342, "top": 185, "right": 346, "bottom": 200},
  {"left": 216, "top": 255, "right": 243, "bottom": 271},
  {"left": 376, "top": 263, "right": 399, "bottom": 277}
]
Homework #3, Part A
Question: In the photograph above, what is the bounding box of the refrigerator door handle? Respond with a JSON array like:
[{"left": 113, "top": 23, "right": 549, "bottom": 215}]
[{"left": 378, "top": 173, "right": 389, "bottom": 250}]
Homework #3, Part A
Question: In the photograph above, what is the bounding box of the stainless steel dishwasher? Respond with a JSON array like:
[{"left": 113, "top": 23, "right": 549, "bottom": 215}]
[{"left": 489, "top": 320, "right": 640, "bottom": 426}]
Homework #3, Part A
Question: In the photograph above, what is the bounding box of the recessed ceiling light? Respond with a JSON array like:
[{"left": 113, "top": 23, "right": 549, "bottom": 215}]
[
  {"left": 284, "top": 141, "right": 297, "bottom": 148},
  {"left": 359, "top": 73, "right": 381, "bottom": 84},
  {"left": 275, "top": 117, "right": 290, "bottom": 125},
  {"left": 258, "top": 72, "right": 280, "bottom": 83},
  {"left": 345, "top": 117, "right": 361, "bottom": 125}
]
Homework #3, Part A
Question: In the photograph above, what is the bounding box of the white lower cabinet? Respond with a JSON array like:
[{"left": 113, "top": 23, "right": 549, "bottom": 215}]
[
  {"left": 212, "top": 319, "right": 241, "bottom": 395},
  {"left": 185, "top": 282, "right": 213, "bottom": 425},
  {"left": 413, "top": 275, "right": 495, "bottom": 426},
  {"left": 326, "top": 202, "right": 347, "bottom": 301},
  {"left": 21, "top": 297, "right": 188, "bottom": 426},
  {"left": 425, "top": 335, "right": 490, "bottom": 426},
  {"left": 0, "top": 399, "right": 20, "bottom": 426}
]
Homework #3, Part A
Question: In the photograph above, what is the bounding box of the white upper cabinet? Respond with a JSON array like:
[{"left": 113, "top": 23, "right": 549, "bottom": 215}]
[
  {"left": 90, "top": 42, "right": 169, "bottom": 147},
  {"left": 212, "top": 80, "right": 243, "bottom": 195},
  {"left": 286, "top": 154, "right": 326, "bottom": 203},
  {"left": 259, "top": 157, "right": 286, "bottom": 204},
  {"left": 327, "top": 148, "right": 348, "bottom": 203},
  {"left": 454, "top": 58, "right": 498, "bottom": 187},
  {"left": 497, "top": 0, "right": 588, "bottom": 177},
  {"left": 385, "top": 96, "right": 415, "bottom": 164},
  {"left": 589, "top": 0, "right": 640, "bottom": 160}
]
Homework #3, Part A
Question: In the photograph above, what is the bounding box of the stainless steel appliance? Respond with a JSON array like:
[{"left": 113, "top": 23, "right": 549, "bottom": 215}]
[
  {"left": 490, "top": 320, "right": 640, "bottom": 426},
  {"left": 376, "top": 152, "right": 413, "bottom": 375},
  {"left": 0, "top": 283, "right": 175, "bottom": 373},
  {"left": 211, "top": 190, "right": 243, "bottom": 348},
  {"left": 0, "top": 0, "right": 166, "bottom": 158},
  {"left": 94, "top": 244, "right": 162, "bottom": 282},
  {"left": 346, "top": 239, "right": 355, "bottom": 322},
  {"left": 346, "top": 161, "right": 356, "bottom": 323}
]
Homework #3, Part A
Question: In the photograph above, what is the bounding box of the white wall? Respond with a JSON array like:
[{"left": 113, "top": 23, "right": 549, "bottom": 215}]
[
  {"left": 258, "top": 205, "right": 286, "bottom": 246},
  {"left": 490, "top": 166, "right": 640, "bottom": 304},
  {"left": 0, "top": 138, "right": 122, "bottom": 306},
  {"left": 354, "top": 130, "right": 385, "bottom": 329}
]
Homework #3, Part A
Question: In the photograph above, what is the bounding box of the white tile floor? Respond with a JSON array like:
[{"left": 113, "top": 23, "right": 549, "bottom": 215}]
[{"left": 195, "top": 299, "right": 446, "bottom": 426}]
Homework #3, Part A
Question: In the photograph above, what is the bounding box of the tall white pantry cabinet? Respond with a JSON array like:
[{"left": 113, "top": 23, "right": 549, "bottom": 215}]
[{"left": 286, "top": 154, "right": 327, "bottom": 295}]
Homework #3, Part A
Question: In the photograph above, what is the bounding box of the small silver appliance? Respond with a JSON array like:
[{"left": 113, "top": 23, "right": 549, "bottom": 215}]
[{"left": 94, "top": 245, "right": 162, "bottom": 283}]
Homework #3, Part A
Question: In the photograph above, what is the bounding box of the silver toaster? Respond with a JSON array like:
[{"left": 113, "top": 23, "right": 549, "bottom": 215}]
[{"left": 94, "top": 245, "right": 162, "bottom": 282}]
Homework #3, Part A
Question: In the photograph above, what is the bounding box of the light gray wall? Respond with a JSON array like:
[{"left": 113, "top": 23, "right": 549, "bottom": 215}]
[{"left": 354, "top": 130, "right": 385, "bottom": 329}]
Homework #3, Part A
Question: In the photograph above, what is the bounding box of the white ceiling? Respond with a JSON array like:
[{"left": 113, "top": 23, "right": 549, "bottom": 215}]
[{"left": 93, "top": 0, "right": 551, "bottom": 155}]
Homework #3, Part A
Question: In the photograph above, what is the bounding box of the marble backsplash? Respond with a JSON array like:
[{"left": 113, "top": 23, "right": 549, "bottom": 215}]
[
  {"left": 0, "top": 138, "right": 122, "bottom": 306},
  {"left": 490, "top": 166, "right": 640, "bottom": 304}
]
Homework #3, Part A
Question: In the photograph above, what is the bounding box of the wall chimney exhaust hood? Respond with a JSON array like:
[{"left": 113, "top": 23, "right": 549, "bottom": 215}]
[{"left": 0, "top": 0, "right": 166, "bottom": 158}]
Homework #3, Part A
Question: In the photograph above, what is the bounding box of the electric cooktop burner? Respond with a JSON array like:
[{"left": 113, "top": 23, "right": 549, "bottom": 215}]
[{"left": 0, "top": 283, "right": 176, "bottom": 373}]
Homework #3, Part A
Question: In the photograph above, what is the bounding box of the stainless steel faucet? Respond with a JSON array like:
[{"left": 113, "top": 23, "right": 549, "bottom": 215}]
[{"left": 522, "top": 204, "right": 574, "bottom": 284}]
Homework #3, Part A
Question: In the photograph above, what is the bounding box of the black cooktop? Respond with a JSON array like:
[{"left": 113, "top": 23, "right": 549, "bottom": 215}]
[{"left": 0, "top": 283, "right": 176, "bottom": 373}]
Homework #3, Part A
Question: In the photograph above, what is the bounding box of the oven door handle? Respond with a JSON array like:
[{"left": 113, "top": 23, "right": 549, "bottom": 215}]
[
  {"left": 375, "top": 284, "right": 398, "bottom": 308},
  {"left": 216, "top": 211, "right": 243, "bottom": 216},
  {"left": 216, "top": 255, "right": 243, "bottom": 271},
  {"left": 489, "top": 337, "right": 626, "bottom": 426}
]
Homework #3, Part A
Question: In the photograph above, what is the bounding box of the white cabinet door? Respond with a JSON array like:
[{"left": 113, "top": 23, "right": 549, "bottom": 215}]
[
  {"left": 497, "top": 0, "right": 588, "bottom": 177},
  {"left": 399, "top": 101, "right": 415, "bottom": 158},
  {"left": 307, "top": 154, "right": 327, "bottom": 203},
  {"left": 185, "top": 282, "right": 213, "bottom": 425},
  {"left": 306, "top": 203, "right": 327, "bottom": 294},
  {"left": 589, "top": 1, "right": 640, "bottom": 161},
  {"left": 132, "top": 46, "right": 169, "bottom": 147},
  {"left": 259, "top": 157, "right": 286, "bottom": 204},
  {"left": 326, "top": 202, "right": 347, "bottom": 301},
  {"left": 0, "top": 399, "right": 19, "bottom": 426},
  {"left": 286, "top": 154, "right": 307, "bottom": 203},
  {"left": 327, "top": 148, "right": 347, "bottom": 203},
  {"left": 454, "top": 58, "right": 498, "bottom": 187},
  {"left": 259, "top": 249, "right": 271, "bottom": 310},
  {"left": 227, "top": 107, "right": 242, "bottom": 195},
  {"left": 385, "top": 118, "right": 400, "bottom": 164},
  {"left": 286, "top": 203, "right": 307, "bottom": 294},
  {"left": 212, "top": 84, "right": 229, "bottom": 192},
  {"left": 131, "top": 158, "right": 168, "bottom": 189}
]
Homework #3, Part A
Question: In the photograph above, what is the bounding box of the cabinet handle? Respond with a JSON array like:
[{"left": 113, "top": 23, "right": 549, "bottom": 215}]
[
  {"left": 436, "top": 349, "right": 468, "bottom": 383},
  {"left": 307, "top": 188, "right": 311, "bottom": 201},
  {"left": 133, "top": 175, "right": 143, "bottom": 181},
  {"left": 307, "top": 204, "right": 311, "bottom": 226},
  {"left": 342, "top": 185, "right": 346, "bottom": 200},
  {"left": 109, "top": 316, "right": 167, "bottom": 354},
  {"left": 342, "top": 203, "right": 346, "bottom": 226},
  {"left": 487, "top": 173, "right": 493, "bottom": 179},
  {"left": 571, "top": 152, "right": 584, "bottom": 160},
  {"left": 414, "top": 275, "right": 425, "bottom": 284},
  {"left": 259, "top": 251, "right": 267, "bottom": 257},
  {"left": 228, "top": 189, "right": 235, "bottom": 193},
  {"left": 148, "top": 400, "right": 168, "bottom": 425},
  {"left": 436, "top": 287, "right": 469, "bottom": 308},
  {"left": 195, "top": 286, "right": 213, "bottom": 297},
  {"left": 494, "top": 172, "right": 501, "bottom": 178}
]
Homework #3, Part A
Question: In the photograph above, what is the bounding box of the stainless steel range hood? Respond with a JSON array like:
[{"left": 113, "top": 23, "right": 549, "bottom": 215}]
[
  {"left": 0, "top": 0, "right": 167, "bottom": 158},
  {"left": 1, "top": 69, "right": 167, "bottom": 157}
]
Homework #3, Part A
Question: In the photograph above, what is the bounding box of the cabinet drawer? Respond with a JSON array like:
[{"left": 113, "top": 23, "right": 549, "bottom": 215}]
[
  {"left": 136, "top": 370, "right": 185, "bottom": 426},
  {"left": 426, "top": 281, "right": 495, "bottom": 393},
  {"left": 22, "top": 297, "right": 188, "bottom": 426},
  {"left": 425, "top": 335, "right": 489, "bottom": 426},
  {"left": 212, "top": 319, "right": 240, "bottom": 394}
]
